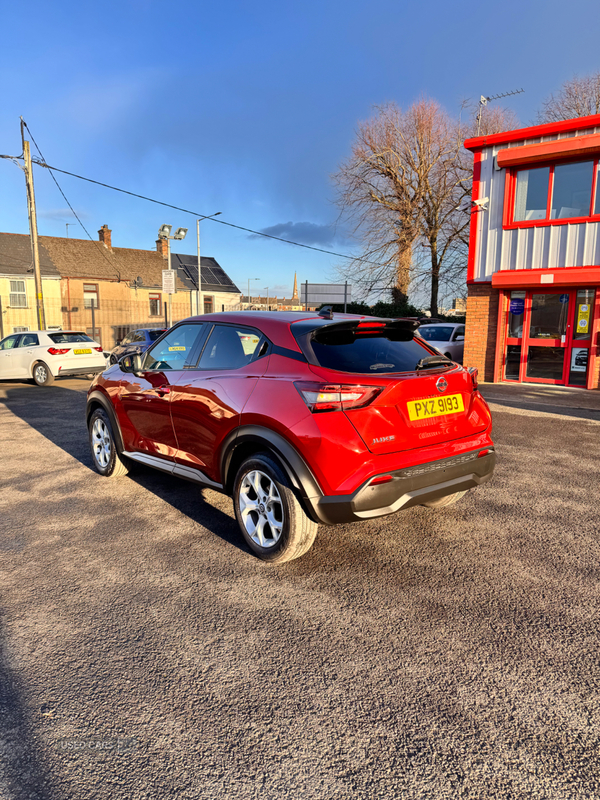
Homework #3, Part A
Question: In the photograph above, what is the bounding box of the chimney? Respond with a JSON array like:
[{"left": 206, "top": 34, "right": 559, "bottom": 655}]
[
  {"left": 156, "top": 237, "right": 168, "bottom": 258},
  {"left": 98, "top": 224, "right": 112, "bottom": 249}
]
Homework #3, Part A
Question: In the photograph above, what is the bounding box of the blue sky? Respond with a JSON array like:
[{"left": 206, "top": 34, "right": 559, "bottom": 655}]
[{"left": 1, "top": 0, "right": 599, "bottom": 304}]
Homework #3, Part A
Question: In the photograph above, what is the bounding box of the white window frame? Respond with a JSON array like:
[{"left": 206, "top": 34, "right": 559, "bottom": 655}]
[{"left": 9, "top": 280, "right": 27, "bottom": 308}]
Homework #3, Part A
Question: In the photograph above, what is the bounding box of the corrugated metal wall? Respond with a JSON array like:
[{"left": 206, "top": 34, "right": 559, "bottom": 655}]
[{"left": 473, "top": 127, "right": 600, "bottom": 281}]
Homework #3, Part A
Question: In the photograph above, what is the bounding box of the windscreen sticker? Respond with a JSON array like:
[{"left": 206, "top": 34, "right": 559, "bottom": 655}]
[{"left": 168, "top": 346, "right": 186, "bottom": 351}]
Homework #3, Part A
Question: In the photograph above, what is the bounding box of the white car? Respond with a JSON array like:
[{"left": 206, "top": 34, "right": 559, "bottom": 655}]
[
  {"left": 0, "top": 330, "right": 106, "bottom": 386},
  {"left": 417, "top": 323, "right": 465, "bottom": 363}
]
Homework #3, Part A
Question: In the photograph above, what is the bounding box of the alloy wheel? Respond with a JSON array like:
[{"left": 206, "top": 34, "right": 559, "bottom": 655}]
[
  {"left": 34, "top": 364, "right": 47, "bottom": 383},
  {"left": 91, "top": 418, "right": 112, "bottom": 468},
  {"left": 238, "top": 469, "right": 284, "bottom": 548}
]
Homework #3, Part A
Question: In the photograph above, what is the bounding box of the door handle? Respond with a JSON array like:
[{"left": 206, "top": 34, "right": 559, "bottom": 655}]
[{"left": 153, "top": 386, "right": 170, "bottom": 396}]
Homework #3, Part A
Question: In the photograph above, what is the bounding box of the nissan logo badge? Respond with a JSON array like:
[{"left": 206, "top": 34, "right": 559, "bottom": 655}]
[{"left": 436, "top": 377, "right": 448, "bottom": 393}]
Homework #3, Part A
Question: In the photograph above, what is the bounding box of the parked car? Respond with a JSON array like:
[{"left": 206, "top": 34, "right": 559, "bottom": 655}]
[
  {"left": 86, "top": 312, "right": 495, "bottom": 563},
  {"left": 417, "top": 323, "right": 465, "bottom": 363},
  {"left": 108, "top": 328, "right": 167, "bottom": 365},
  {"left": 0, "top": 330, "right": 106, "bottom": 386}
]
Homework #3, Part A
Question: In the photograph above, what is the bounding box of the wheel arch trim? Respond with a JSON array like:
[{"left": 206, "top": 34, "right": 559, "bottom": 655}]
[
  {"left": 86, "top": 391, "right": 125, "bottom": 453},
  {"left": 221, "top": 426, "right": 324, "bottom": 514}
]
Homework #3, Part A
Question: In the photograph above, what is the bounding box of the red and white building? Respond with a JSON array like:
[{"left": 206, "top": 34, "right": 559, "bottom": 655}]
[{"left": 463, "top": 115, "right": 600, "bottom": 391}]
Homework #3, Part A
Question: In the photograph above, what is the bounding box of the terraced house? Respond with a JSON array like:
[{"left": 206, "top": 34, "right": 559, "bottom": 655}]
[
  {"left": 464, "top": 114, "right": 600, "bottom": 391},
  {"left": 0, "top": 226, "right": 241, "bottom": 347}
]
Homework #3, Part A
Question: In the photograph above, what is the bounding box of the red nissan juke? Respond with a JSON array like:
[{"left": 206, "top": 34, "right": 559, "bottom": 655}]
[{"left": 86, "top": 311, "right": 495, "bottom": 563}]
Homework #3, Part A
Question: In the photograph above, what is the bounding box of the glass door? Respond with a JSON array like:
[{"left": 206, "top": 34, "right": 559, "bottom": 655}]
[
  {"left": 567, "top": 289, "right": 594, "bottom": 387},
  {"left": 523, "top": 292, "right": 570, "bottom": 384},
  {"left": 503, "top": 288, "right": 596, "bottom": 387}
]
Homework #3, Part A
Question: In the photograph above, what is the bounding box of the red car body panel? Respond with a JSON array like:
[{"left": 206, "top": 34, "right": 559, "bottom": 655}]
[{"left": 87, "top": 311, "right": 496, "bottom": 525}]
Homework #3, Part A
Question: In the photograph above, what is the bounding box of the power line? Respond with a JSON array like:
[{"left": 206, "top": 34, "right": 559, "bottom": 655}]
[
  {"left": 20, "top": 156, "right": 387, "bottom": 267},
  {"left": 22, "top": 121, "right": 122, "bottom": 281}
]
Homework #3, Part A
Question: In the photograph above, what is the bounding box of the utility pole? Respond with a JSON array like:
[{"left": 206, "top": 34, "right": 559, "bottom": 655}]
[{"left": 21, "top": 119, "right": 45, "bottom": 330}]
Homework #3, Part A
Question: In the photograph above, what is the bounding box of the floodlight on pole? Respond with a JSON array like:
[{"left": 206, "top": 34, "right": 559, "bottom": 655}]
[
  {"left": 158, "top": 224, "right": 172, "bottom": 239},
  {"left": 174, "top": 227, "right": 188, "bottom": 240}
]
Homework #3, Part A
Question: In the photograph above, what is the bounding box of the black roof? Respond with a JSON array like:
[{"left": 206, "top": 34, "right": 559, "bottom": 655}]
[{"left": 171, "top": 255, "right": 240, "bottom": 294}]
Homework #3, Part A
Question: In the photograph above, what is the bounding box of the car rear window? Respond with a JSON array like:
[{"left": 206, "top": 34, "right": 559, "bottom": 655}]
[
  {"left": 48, "top": 332, "right": 94, "bottom": 344},
  {"left": 148, "top": 330, "right": 166, "bottom": 341},
  {"left": 418, "top": 326, "right": 454, "bottom": 342},
  {"left": 310, "top": 331, "right": 433, "bottom": 374}
]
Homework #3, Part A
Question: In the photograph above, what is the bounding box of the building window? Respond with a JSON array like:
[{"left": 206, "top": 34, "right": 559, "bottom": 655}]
[
  {"left": 9, "top": 280, "right": 27, "bottom": 308},
  {"left": 507, "top": 158, "right": 599, "bottom": 227},
  {"left": 86, "top": 327, "right": 102, "bottom": 345},
  {"left": 204, "top": 295, "right": 214, "bottom": 314},
  {"left": 13, "top": 326, "right": 29, "bottom": 333},
  {"left": 83, "top": 283, "right": 99, "bottom": 309},
  {"left": 149, "top": 293, "right": 161, "bottom": 316}
]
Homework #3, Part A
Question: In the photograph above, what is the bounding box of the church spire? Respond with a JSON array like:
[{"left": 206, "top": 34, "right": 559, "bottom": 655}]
[{"left": 292, "top": 272, "right": 299, "bottom": 301}]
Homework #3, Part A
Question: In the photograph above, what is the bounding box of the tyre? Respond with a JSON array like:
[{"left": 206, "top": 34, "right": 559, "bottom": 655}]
[
  {"left": 233, "top": 453, "right": 318, "bottom": 564},
  {"left": 109, "top": 355, "right": 118, "bottom": 366},
  {"left": 32, "top": 361, "right": 54, "bottom": 386},
  {"left": 88, "top": 408, "right": 129, "bottom": 478},
  {"left": 423, "top": 490, "right": 467, "bottom": 508},
  {"left": 444, "top": 352, "right": 453, "bottom": 360}
]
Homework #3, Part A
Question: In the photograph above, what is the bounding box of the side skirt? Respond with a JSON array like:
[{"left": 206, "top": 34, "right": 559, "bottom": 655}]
[{"left": 124, "top": 451, "right": 223, "bottom": 491}]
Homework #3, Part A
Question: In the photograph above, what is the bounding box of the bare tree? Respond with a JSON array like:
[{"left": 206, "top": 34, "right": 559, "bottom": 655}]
[
  {"left": 334, "top": 100, "right": 519, "bottom": 315},
  {"left": 537, "top": 72, "right": 600, "bottom": 122}
]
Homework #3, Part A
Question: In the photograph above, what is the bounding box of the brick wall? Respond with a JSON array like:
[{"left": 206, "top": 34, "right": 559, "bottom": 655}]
[{"left": 463, "top": 283, "right": 500, "bottom": 382}]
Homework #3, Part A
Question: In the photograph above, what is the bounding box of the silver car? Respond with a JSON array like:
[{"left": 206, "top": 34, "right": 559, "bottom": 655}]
[{"left": 417, "top": 323, "right": 465, "bottom": 364}]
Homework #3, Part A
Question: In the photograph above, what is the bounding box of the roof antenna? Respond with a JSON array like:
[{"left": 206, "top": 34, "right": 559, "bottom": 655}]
[
  {"left": 477, "top": 88, "right": 524, "bottom": 135},
  {"left": 318, "top": 306, "right": 334, "bottom": 320}
]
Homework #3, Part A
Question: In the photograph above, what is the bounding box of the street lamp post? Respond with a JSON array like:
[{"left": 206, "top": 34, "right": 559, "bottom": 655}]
[
  {"left": 247, "top": 277, "right": 260, "bottom": 310},
  {"left": 158, "top": 224, "right": 188, "bottom": 328},
  {"left": 197, "top": 212, "right": 221, "bottom": 315}
]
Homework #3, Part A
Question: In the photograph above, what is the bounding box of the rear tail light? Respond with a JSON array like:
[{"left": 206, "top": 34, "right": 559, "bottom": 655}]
[
  {"left": 477, "top": 448, "right": 492, "bottom": 458},
  {"left": 48, "top": 347, "right": 69, "bottom": 355},
  {"left": 467, "top": 366, "right": 478, "bottom": 390},
  {"left": 93, "top": 346, "right": 103, "bottom": 352},
  {"left": 294, "top": 382, "right": 384, "bottom": 413}
]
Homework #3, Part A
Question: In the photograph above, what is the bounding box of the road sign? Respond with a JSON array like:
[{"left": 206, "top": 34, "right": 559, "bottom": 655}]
[{"left": 162, "top": 270, "right": 176, "bottom": 294}]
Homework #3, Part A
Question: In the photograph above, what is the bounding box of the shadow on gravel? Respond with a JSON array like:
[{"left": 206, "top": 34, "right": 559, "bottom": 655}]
[
  {"left": 2, "top": 383, "right": 93, "bottom": 469},
  {"left": 0, "top": 615, "right": 55, "bottom": 800},
  {"left": 2, "top": 384, "right": 251, "bottom": 557}
]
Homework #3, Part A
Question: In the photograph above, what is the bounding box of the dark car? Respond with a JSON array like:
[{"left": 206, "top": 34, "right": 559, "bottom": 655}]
[
  {"left": 87, "top": 312, "right": 495, "bottom": 563},
  {"left": 108, "top": 328, "right": 167, "bottom": 365},
  {"left": 575, "top": 350, "right": 588, "bottom": 367}
]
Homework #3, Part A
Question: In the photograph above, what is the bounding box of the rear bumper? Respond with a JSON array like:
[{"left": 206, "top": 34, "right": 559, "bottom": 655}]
[{"left": 308, "top": 448, "right": 496, "bottom": 525}]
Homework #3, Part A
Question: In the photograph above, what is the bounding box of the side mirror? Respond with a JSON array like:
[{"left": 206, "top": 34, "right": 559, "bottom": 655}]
[{"left": 119, "top": 353, "right": 144, "bottom": 373}]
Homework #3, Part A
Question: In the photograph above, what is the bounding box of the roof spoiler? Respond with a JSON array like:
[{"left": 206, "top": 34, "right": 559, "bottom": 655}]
[{"left": 311, "top": 317, "right": 420, "bottom": 342}]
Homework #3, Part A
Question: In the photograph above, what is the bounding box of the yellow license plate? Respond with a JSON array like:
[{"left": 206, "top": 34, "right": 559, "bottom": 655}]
[
  {"left": 407, "top": 393, "right": 464, "bottom": 421},
  {"left": 73, "top": 348, "right": 92, "bottom": 355}
]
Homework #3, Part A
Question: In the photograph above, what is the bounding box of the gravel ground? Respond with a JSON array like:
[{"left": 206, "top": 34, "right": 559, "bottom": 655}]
[{"left": 1, "top": 378, "right": 600, "bottom": 800}]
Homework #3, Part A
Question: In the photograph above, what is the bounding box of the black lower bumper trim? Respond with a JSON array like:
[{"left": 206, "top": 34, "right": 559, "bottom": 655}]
[
  {"left": 58, "top": 367, "right": 105, "bottom": 377},
  {"left": 310, "top": 449, "right": 496, "bottom": 525}
]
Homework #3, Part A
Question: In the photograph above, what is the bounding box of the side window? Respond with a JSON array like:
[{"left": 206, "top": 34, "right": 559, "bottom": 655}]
[
  {"left": 19, "top": 334, "right": 39, "bottom": 347},
  {"left": 144, "top": 324, "right": 205, "bottom": 371},
  {"left": 132, "top": 331, "right": 145, "bottom": 343},
  {"left": 453, "top": 326, "right": 465, "bottom": 340},
  {"left": 0, "top": 335, "right": 20, "bottom": 350},
  {"left": 198, "top": 326, "right": 263, "bottom": 370}
]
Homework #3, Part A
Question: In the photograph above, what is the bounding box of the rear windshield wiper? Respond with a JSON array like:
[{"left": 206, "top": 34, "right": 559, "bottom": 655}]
[{"left": 415, "top": 355, "right": 454, "bottom": 370}]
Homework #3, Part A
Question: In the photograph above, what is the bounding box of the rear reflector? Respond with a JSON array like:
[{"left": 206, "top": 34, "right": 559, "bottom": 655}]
[
  {"left": 371, "top": 475, "right": 393, "bottom": 486},
  {"left": 477, "top": 449, "right": 492, "bottom": 458},
  {"left": 294, "top": 381, "right": 384, "bottom": 413},
  {"left": 48, "top": 347, "right": 69, "bottom": 355}
]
